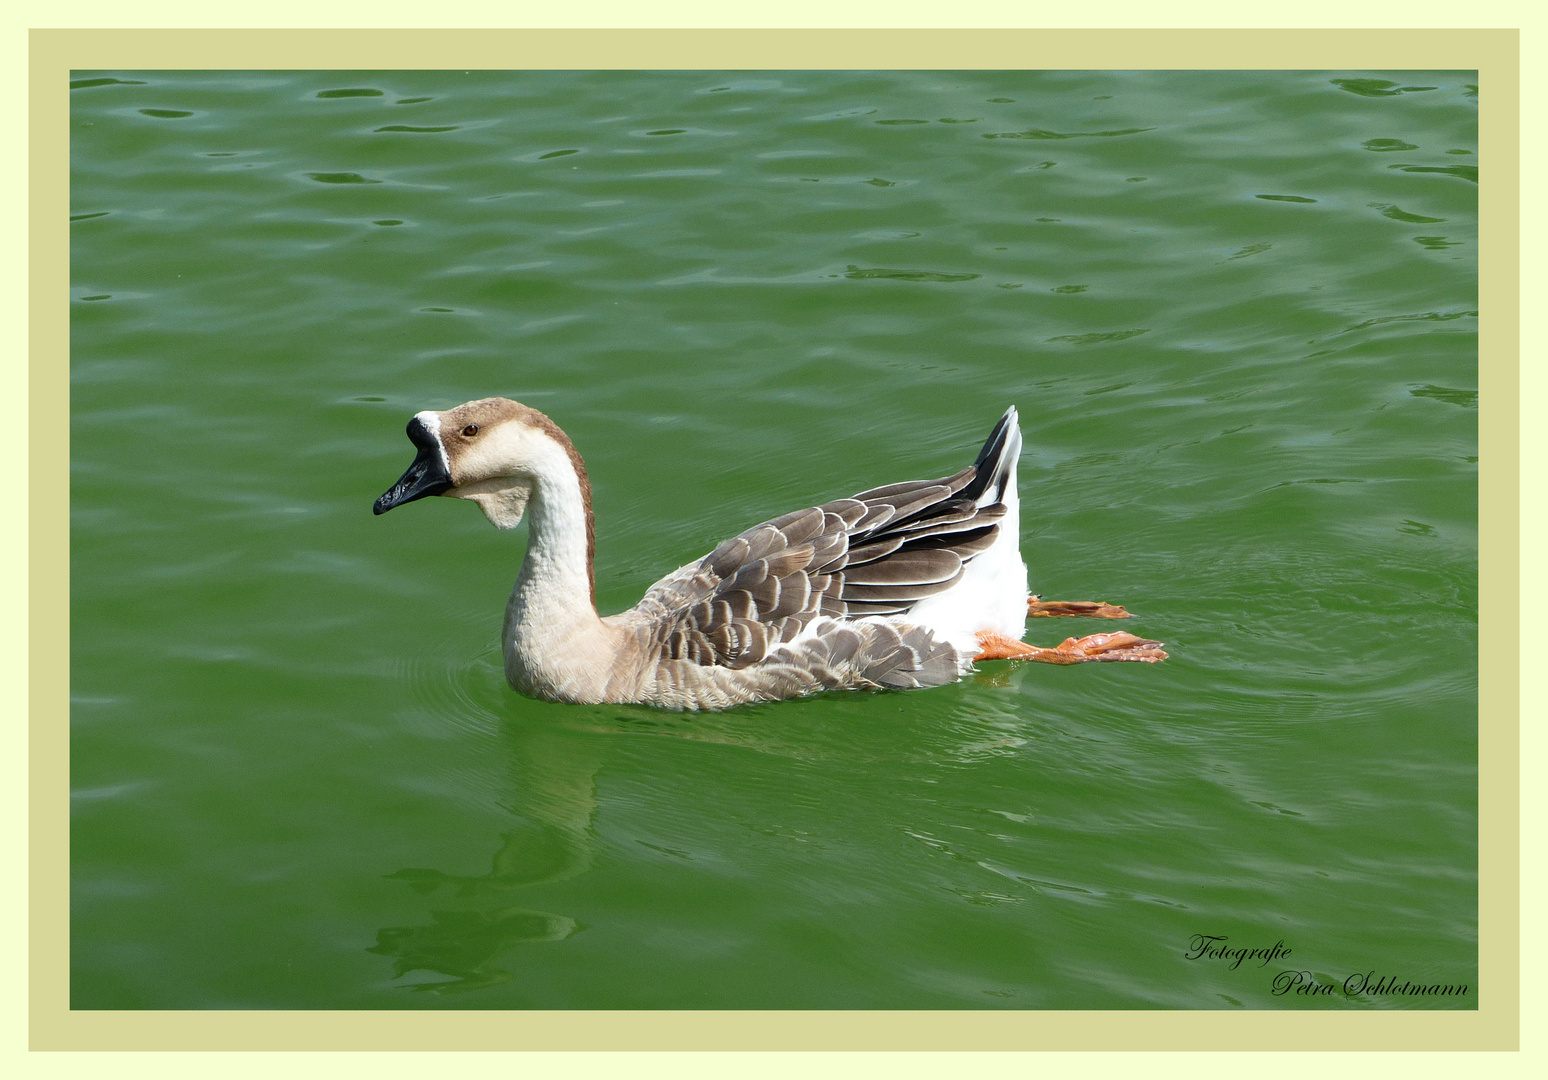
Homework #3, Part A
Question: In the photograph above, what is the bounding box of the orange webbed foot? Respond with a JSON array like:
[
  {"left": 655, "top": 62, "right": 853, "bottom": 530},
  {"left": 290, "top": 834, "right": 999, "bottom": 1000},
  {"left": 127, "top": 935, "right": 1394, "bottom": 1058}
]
[
  {"left": 1048, "top": 631, "right": 1168, "bottom": 664},
  {"left": 975, "top": 630, "right": 1168, "bottom": 665},
  {"left": 1026, "top": 595, "right": 1132, "bottom": 619}
]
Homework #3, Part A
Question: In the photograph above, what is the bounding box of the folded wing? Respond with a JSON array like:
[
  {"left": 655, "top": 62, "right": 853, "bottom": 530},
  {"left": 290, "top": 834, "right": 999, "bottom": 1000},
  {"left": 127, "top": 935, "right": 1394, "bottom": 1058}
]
[{"left": 631, "top": 464, "right": 1008, "bottom": 673}]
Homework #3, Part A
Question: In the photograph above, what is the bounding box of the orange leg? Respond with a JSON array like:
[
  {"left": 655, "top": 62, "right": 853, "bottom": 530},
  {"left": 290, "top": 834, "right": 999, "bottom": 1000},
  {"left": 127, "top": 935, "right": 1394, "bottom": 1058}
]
[
  {"left": 1027, "top": 595, "right": 1132, "bottom": 619},
  {"left": 976, "top": 630, "right": 1168, "bottom": 665}
]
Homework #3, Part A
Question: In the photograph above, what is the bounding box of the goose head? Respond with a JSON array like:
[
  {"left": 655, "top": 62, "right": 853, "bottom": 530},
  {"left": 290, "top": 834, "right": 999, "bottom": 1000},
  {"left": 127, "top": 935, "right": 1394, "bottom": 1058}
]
[{"left": 373, "top": 397, "right": 589, "bottom": 531}]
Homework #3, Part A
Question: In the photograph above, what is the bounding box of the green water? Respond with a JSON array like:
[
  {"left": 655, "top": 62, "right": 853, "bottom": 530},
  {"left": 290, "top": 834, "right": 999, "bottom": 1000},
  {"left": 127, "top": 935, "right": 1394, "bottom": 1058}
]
[{"left": 70, "top": 70, "right": 1477, "bottom": 1009}]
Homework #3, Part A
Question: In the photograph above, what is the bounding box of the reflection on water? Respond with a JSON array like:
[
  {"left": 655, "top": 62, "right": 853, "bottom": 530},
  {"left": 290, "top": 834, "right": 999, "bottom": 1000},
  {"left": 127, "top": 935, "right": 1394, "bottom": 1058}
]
[
  {"left": 372, "top": 723, "right": 599, "bottom": 993},
  {"left": 370, "top": 652, "right": 1049, "bottom": 993},
  {"left": 370, "top": 901, "right": 578, "bottom": 994}
]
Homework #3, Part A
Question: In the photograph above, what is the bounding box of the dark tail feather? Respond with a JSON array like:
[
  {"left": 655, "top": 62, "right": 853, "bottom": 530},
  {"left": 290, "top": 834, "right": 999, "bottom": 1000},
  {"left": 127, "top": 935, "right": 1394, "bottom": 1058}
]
[{"left": 958, "top": 406, "right": 1022, "bottom": 507}]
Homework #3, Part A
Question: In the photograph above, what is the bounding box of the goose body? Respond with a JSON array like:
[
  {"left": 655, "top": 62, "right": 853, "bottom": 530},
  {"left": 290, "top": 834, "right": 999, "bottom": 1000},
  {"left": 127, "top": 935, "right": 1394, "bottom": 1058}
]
[{"left": 374, "top": 399, "right": 1163, "bottom": 710}]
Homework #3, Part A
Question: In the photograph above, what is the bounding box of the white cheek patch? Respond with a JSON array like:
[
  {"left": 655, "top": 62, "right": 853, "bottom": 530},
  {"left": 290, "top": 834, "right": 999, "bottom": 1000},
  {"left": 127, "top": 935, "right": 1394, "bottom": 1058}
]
[{"left": 413, "top": 410, "right": 452, "bottom": 476}]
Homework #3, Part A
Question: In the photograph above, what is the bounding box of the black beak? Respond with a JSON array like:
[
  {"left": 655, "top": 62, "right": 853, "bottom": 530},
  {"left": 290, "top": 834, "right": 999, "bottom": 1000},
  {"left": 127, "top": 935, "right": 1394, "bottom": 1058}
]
[{"left": 373, "top": 417, "right": 454, "bottom": 515}]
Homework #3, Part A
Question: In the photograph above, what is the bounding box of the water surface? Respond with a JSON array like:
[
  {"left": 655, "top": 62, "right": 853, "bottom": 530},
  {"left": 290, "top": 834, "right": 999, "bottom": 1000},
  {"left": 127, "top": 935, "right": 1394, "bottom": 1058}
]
[{"left": 70, "top": 69, "right": 1477, "bottom": 1009}]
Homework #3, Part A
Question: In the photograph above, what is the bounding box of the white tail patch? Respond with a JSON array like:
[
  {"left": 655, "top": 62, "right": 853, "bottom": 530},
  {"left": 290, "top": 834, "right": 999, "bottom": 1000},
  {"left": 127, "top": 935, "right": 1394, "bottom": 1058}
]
[{"left": 905, "top": 408, "right": 1028, "bottom": 654}]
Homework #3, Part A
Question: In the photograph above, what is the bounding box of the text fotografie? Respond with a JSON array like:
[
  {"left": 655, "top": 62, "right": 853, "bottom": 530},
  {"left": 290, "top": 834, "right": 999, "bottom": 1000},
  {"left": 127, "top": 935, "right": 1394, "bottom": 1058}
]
[{"left": 1184, "top": 934, "right": 1291, "bottom": 969}]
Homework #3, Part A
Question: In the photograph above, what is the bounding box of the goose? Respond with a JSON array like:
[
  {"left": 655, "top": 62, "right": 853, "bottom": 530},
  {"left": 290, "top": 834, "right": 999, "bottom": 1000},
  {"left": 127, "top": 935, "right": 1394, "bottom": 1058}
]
[{"left": 373, "top": 399, "right": 1166, "bottom": 710}]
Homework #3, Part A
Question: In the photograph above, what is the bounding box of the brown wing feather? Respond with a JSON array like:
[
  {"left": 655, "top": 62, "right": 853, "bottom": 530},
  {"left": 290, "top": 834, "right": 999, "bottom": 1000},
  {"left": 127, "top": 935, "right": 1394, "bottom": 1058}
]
[{"left": 632, "top": 460, "right": 1008, "bottom": 669}]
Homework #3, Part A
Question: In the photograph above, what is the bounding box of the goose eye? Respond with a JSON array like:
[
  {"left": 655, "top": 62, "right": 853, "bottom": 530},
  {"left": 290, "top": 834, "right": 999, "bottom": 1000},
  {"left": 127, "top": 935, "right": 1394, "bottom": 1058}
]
[{"left": 462, "top": 424, "right": 479, "bottom": 437}]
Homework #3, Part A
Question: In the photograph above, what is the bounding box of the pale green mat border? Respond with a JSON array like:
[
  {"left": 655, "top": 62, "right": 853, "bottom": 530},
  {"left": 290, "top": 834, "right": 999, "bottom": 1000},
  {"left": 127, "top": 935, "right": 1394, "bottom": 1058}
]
[{"left": 31, "top": 27, "right": 1517, "bottom": 1051}]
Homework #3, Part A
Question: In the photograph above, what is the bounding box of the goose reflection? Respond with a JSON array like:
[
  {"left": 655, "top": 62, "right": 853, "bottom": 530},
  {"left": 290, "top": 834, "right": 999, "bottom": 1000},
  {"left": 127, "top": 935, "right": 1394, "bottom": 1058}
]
[
  {"left": 366, "top": 697, "right": 844, "bottom": 994},
  {"left": 370, "top": 720, "right": 601, "bottom": 994},
  {"left": 370, "top": 663, "right": 1038, "bottom": 993}
]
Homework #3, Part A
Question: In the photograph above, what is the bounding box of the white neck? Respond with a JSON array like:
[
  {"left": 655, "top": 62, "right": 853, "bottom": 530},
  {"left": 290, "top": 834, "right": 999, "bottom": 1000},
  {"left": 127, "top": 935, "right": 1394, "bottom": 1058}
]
[
  {"left": 511, "top": 461, "right": 596, "bottom": 624},
  {"left": 480, "top": 437, "right": 603, "bottom": 694},
  {"left": 445, "top": 418, "right": 609, "bottom": 696}
]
